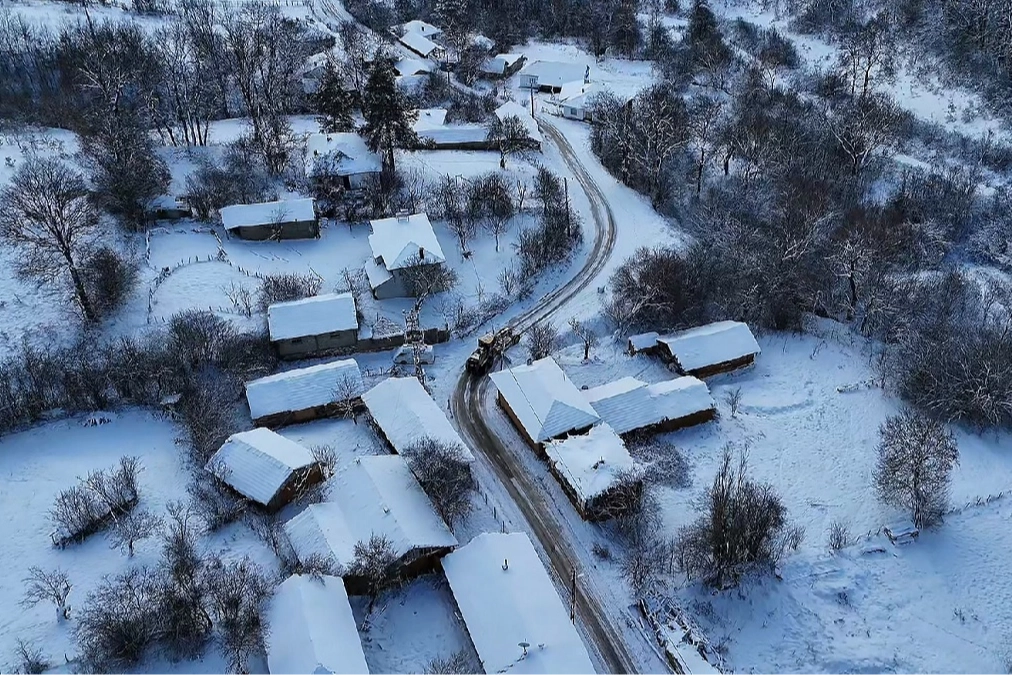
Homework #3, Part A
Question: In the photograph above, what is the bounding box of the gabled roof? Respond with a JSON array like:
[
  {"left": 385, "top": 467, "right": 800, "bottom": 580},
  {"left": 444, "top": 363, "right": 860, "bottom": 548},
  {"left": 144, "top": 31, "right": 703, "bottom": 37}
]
[
  {"left": 306, "top": 133, "right": 382, "bottom": 177},
  {"left": 518, "top": 60, "right": 589, "bottom": 88},
  {"left": 545, "top": 423, "right": 635, "bottom": 506},
  {"left": 245, "top": 359, "right": 364, "bottom": 422},
  {"left": 401, "top": 19, "right": 441, "bottom": 38},
  {"left": 482, "top": 53, "right": 525, "bottom": 74},
  {"left": 441, "top": 532, "right": 595, "bottom": 674},
  {"left": 361, "top": 377, "right": 473, "bottom": 461},
  {"left": 284, "top": 455, "right": 457, "bottom": 568},
  {"left": 266, "top": 574, "right": 369, "bottom": 675},
  {"left": 495, "top": 101, "right": 542, "bottom": 143},
  {"left": 395, "top": 58, "right": 433, "bottom": 76},
  {"left": 657, "top": 321, "right": 761, "bottom": 373},
  {"left": 206, "top": 428, "right": 317, "bottom": 506},
  {"left": 413, "top": 108, "right": 448, "bottom": 130},
  {"left": 628, "top": 331, "right": 660, "bottom": 352},
  {"left": 584, "top": 376, "right": 715, "bottom": 435},
  {"left": 399, "top": 31, "right": 441, "bottom": 57},
  {"left": 368, "top": 212, "right": 446, "bottom": 270},
  {"left": 220, "top": 198, "right": 315, "bottom": 230},
  {"left": 489, "top": 357, "right": 600, "bottom": 443},
  {"left": 267, "top": 292, "right": 358, "bottom": 342}
]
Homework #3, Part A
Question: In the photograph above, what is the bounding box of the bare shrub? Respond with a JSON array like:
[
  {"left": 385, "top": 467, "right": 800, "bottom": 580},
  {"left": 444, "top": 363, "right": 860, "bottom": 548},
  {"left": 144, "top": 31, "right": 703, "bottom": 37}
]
[
  {"left": 676, "top": 445, "right": 804, "bottom": 588},
  {"left": 75, "top": 567, "right": 162, "bottom": 671},
  {"left": 246, "top": 511, "right": 299, "bottom": 574},
  {"left": 592, "top": 542, "right": 611, "bottom": 559},
  {"left": 827, "top": 519, "right": 852, "bottom": 552},
  {"left": 399, "top": 255, "right": 459, "bottom": 308},
  {"left": 85, "top": 456, "right": 142, "bottom": 514},
  {"left": 724, "top": 387, "right": 743, "bottom": 418},
  {"left": 525, "top": 320, "right": 559, "bottom": 360},
  {"left": 256, "top": 272, "right": 323, "bottom": 312},
  {"left": 169, "top": 310, "right": 235, "bottom": 369},
  {"left": 21, "top": 567, "right": 72, "bottom": 621},
  {"left": 310, "top": 444, "right": 338, "bottom": 479},
  {"left": 188, "top": 468, "right": 248, "bottom": 531},
  {"left": 177, "top": 376, "right": 243, "bottom": 466},
  {"left": 82, "top": 246, "right": 137, "bottom": 318},
  {"left": 203, "top": 555, "right": 272, "bottom": 674},
  {"left": 404, "top": 437, "right": 476, "bottom": 528},
  {"left": 110, "top": 508, "right": 164, "bottom": 557},
  {"left": 294, "top": 552, "right": 344, "bottom": 579},
  {"left": 224, "top": 282, "right": 255, "bottom": 317},
  {"left": 427, "top": 648, "right": 480, "bottom": 674},
  {"left": 611, "top": 490, "right": 667, "bottom": 597},
  {"left": 158, "top": 502, "right": 212, "bottom": 659},
  {"left": 50, "top": 456, "right": 141, "bottom": 544},
  {"left": 10, "top": 639, "right": 49, "bottom": 675},
  {"left": 627, "top": 437, "right": 692, "bottom": 490},
  {"left": 49, "top": 485, "right": 104, "bottom": 543},
  {"left": 875, "top": 410, "right": 959, "bottom": 529},
  {"left": 348, "top": 534, "right": 399, "bottom": 607},
  {"left": 606, "top": 246, "right": 706, "bottom": 331},
  {"left": 568, "top": 317, "right": 598, "bottom": 360}
]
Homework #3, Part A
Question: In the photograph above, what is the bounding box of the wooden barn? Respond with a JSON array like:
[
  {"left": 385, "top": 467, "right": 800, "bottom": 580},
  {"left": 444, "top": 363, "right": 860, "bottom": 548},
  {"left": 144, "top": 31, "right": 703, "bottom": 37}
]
[
  {"left": 583, "top": 376, "right": 716, "bottom": 437},
  {"left": 267, "top": 292, "right": 359, "bottom": 359},
  {"left": 220, "top": 198, "right": 318, "bottom": 241},
  {"left": 244, "top": 358, "right": 364, "bottom": 427},
  {"left": 656, "top": 321, "right": 761, "bottom": 378}
]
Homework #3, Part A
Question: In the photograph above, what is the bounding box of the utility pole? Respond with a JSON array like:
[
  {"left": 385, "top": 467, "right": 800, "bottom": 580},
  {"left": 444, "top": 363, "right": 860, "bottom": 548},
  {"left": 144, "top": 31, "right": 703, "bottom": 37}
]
[
  {"left": 530, "top": 85, "right": 535, "bottom": 119},
  {"left": 570, "top": 567, "right": 577, "bottom": 623},
  {"left": 564, "top": 177, "right": 571, "bottom": 237}
]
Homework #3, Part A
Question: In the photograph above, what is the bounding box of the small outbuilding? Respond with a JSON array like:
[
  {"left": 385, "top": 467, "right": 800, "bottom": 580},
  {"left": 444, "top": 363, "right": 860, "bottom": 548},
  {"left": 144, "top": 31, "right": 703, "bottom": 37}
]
[
  {"left": 306, "top": 133, "right": 383, "bottom": 189},
  {"left": 220, "top": 198, "right": 318, "bottom": 241},
  {"left": 152, "top": 195, "right": 191, "bottom": 220},
  {"left": 584, "top": 376, "right": 716, "bottom": 436},
  {"left": 482, "top": 53, "right": 526, "bottom": 78},
  {"left": 656, "top": 320, "right": 761, "bottom": 377},
  {"left": 627, "top": 331, "right": 660, "bottom": 355},
  {"left": 284, "top": 454, "right": 458, "bottom": 590},
  {"left": 441, "top": 532, "right": 596, "bottom": 674},
  {"left": 545, "top": 423, "right": 641, "bottom": 521},
  {"left": 518, "top": 60, "right": 589, "bottom": 93},
  {"left": 365, "top": 212, "right": 448, "bottom": 299},
  {"left": 267, "top": 292, "right": 359, "bottom": 359},
  {"left": 489, "top": 356, "right": 601, "bottom": 450},
  {"left": 265, "top": 574, "right": 369, "bottom": 675},
  {"left": 361, "top": 376, "right": 473, "bottom": 460},
  {"left": 245, "top": 358, "right": 365, "bottom": 427},
  {"left": 399, "top": 30, "right": 443, "bottom": 59},
  {"left": 205, "top": 428, "right": 321, "bottom": 512}
]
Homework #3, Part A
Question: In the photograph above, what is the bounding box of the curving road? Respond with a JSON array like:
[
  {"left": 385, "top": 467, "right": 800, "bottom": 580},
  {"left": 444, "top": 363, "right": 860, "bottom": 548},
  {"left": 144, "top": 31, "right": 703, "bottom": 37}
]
[{"left": 452, "top": 118, "right": 649, "bottom": 674}]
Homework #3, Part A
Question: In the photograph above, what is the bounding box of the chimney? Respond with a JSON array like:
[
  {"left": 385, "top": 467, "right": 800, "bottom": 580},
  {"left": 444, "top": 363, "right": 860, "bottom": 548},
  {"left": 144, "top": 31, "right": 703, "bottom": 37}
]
[
  {"left": 418, "top": 247, "right": 425, "bottom": 260},
  {"left": 396, "top": 209, "right": 410, "bottom": 223},
  {"left": 502, "top": 558, "right": 509, "bottom": 571}
]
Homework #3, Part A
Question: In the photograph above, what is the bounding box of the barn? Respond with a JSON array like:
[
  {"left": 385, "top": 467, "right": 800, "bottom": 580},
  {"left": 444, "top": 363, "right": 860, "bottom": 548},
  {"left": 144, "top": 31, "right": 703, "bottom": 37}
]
[
  {"left": 244, "top": 358, "right": 365, "bottom": 427},
  {"left": 220, "top": 197, "right": 318, "bottom": 241},
  {"left": 518, "top": 60, "right": 589, "bottom": 93},
  {"left": 267, "top": 292, "right": 359, "bottom": 359},
  {"left": 481, "top": 53, "right": 526, "bottom": 78},
  {"left": 656, "top": 320, "right": 761, "bottom": 377},
  {"left": 583, "top": 376, "right": 716, "bottom": 436},
  {"left": 305, "top": 133, "right": 383, "bottom": 190},
  {"left": 399, "top": 30, "right": 444, "bottom": 59},
  {"left": 361, "top": 376, "right": 473, "bottom": 460}
]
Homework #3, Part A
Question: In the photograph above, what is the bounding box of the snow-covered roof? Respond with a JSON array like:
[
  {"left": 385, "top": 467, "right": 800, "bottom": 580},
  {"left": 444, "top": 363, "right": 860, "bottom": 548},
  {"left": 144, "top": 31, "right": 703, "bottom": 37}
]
[
  {"left": 220, "top": 198, "right": 315, "bottom": 230},
  {"left": 267, "top": 292, "right": 358, "bottom": 342},
  {"left": 545, "top": 423, "right": 635, "bottom": 506},
  {"left": 368, "top": 212, "right": 446, "bottom": 270},
  {"left": 489, "top": 357, "right": 600, "bottom": 443},
  {"left": 416, "top": 124, "right": 489, "bottom": 146},
  {"left": 402, "top": 19, "right": 441, "bottom": 38},
  {"left": 628, "top": 331, "right": 660, "bottom": 352},
  {"left": 441, "top": 532, "right": 595, "bottom": 674},
  {"left": 413, "top": 108, "right": 448, "bottom": 130},
  {"left": 400, "top": 30, "right": 441, "bottom": 57},
  {"left": 495, "top": 101, "right": 542, "bottom": 143},
  {"left": 265, "top": 574, "right": 368, "bottom": 675},
  {"left": 483, "top": 53, "right": 525, "bottom": 74},
  {"left": 657, "top": 321, "right": 761, "bottom": 373},
  {"left": 284, "top": 455, "right": 457, "bottom": 568},
  {"left": 245, "top": 359, "right": 364, "bottom": 422},
  {"left": 471, "top": 33, "right": 495, "bottom": 51},
  {"left": 519, "top": 60, "right": 588, "bottom": 88},
  {"left": 584, "top": 376, "right": 714, "bottom": 435},
  {"left": 394, "top": 58, "right": 433, "bottom": 76},
  {"left": 361, "top": 377, "right": 473, "bottom": 461},
  {"left": 206, "top": 428, "right": 317, "bottom": 506},
  {"left": 306, "top": 133, "right": 383, "bottom": 177}
]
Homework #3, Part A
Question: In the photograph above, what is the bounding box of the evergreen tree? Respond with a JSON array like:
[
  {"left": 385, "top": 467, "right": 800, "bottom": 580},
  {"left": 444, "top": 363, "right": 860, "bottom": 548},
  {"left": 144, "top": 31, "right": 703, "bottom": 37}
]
[
  {"left": 311, "top": 60, "right": 356, "bottom": 133},
  {"left": 611, "top": 0, "right": 642, "bottom": 57},
  {"left": 360, "top": 57, "right": 418, "bottom": 172}
]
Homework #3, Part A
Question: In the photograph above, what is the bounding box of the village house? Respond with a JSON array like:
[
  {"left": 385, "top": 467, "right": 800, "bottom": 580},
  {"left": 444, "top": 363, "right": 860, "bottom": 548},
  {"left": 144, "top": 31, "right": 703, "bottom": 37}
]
[
  {"left": 220, "top": 198, "right": 318, "bottom": 241},
  {"left": 267, "top": 292, "right": 359, "bottom": 359},
  {"left": 265, "top": 574, "right": 369, "bottom": 675},
  {"left": 489, "top": 356, "right": 601, "bottom": 450},
  {"left": 205, "top": 428, "right": 322, "bottom": 512},
  {"left": 394, "top": 58, "right": 433, "bottom": 77},
  {"left": 544, "top": 423, "right": 641, "bottom": 521},
  {"left": 306, "top": 133, "right": 383, "bottom": 189},
  {"left": 583, "top": 375, "right": 716, "bottom": 436},
  {"left": 400, "top": 19, "right": 442, "bottom": 39},
  {"left": 413, "top": 107, "right": 490, "bottom": 150},
  {"left": 519, "top": 60, "right": 590, "bottom": 93},
  {"left": 399, "top": 30, "right": 444, "bottom": 59},
  {"left": 151, "top": 194, "right": 190, "bottom": 221},
  {"left": 656, "top": 320, "right": 761, "bottom": 377},
  {"left": 284, "top": 455, "right": 458, "bottom": 592},
  {"left": 245, "top": 358, "right": 364, "bottom": 427},
  {"left": 441, "top": 532, "right": 596, "bottom": 674},
  {"left": 365, "top": 212, "right": 448, "bottom": 299},
  {"left": 361, "top": 376, "right": 474, "bottom": 460},
  {"left": 481, "top": 53, "right": 526, "bottom": 78},
  {"left": 627, "top": 331, "right": 661, "bottom": 355}
]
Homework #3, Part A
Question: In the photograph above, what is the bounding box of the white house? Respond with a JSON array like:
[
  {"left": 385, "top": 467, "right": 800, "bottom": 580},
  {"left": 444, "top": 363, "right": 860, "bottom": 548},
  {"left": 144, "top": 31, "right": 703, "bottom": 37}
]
[
  {"left": 518, "top": 60, "right": 589, "bottom": 93},
  {"left": 656, "top": 320, "right": 761, "bottom": 377},
  {"left": 245, "top": 358, "right": 364, "bottom": 427},
  {"left": 544, "top": 423, "right": 639, "bottom": 520},
  {"left": 583, "top": 376, "right": 716, "bottom": 435},
  {"left": 482, "top": 53, "right": 526, "bottom": 77},
  {"left": 441, "top": 532, "right": 596, "bottom": 674},
  {"left": 265, "top": 574, "right": 369, "bottom": 675},
  {"left": 489, "top": 357, "right": 600, "bottom": 448},
  {"left": 401, "top": 19, "right": 442, "bottom": 39},
  {"left": 220, "top": 198, "right": 318, "bottom": 241},
  {"left": 560, "top": 91, "right": 592, "bottom": 121},
  {"left": 365, "top": 212, "right": 447, "bottom": 299},
  {"left": 412, "top": 107, "right": 489, "bottom": 149},
  {"left": 400, "top": 31, "right": 443, "bottom": 59},
  {"left": 267, "top": 292, "right": 359, "bottom": 359},
  {"left": 306, "top": 133, "right": 383, "bottom": 189},
  {"left": 361, "top": 376, "right": 473, "bottom": 460},
  {"left": 394, "top": 58, "right": 433, "bottom": 77}
]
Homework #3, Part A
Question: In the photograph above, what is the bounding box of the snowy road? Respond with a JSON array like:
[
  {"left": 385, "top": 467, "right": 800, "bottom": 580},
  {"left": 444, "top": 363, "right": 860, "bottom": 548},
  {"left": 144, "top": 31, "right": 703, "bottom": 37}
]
[{"left": 451, "top": 118, "right": 665, "bottom": 674}]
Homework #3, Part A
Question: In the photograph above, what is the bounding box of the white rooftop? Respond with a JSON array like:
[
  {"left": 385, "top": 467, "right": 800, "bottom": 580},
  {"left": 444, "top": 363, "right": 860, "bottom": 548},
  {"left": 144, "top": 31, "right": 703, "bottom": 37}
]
[
  {"left": 265, "top": 574, "right": 368, "bottom": 675},
  {"left": 402, "top": 19, "right": 441, "bottom": 38},
  {"left": 267, "top": 292, "right": 358, "bottom": 342},
  {"left": 394, "top": 58, "right": 433, "bottom": 76},
  {"left": 284, "top": 454, "right": 457, "bottom": 568},
  {"left": 584, "top": 376, "right": 714, "bottom": 435},
  {"left": 245, "top": 359, "right": 364, "bottom": 422},
  {"left": 519, "top": 60, "right": 589, "bottom": 88},
  {"left": 400, "top": 30, "right": 440, "bottom": 57},
  {"left": 305, "top": 132, "right": 382, "bottom": 177},
  {"left": 545, "top": 423, "right": 635, "bottom": 506},
  {"left": 416, "top": 124, "right": 489, "bottom": 146},
  {"left": 628, "top": 331, "right": 660, "bottom": 352},
  {"left": 413, "top": 108, "right": 448, "bottom": 130},
  {"left": 489, "top": 357, "right": 600, "bottom": 443},
  {"left": 206, "top": 428, "right": 317, "bottom": 506},
  {"left": 658, "top": 321, "right": 761, "bottom": 373},
  {"left": 483, "top": 53, "right": 525, "bottom": 74},
  {"left": 361, "top": 377, "right": 473, "bottom": 461},
  {"left": 220, "top": 198, "right": 315, "bottom": 230},
  {"left": 495, "top": 101, "right": 542, "bottom": 143},
  {"left": 368, "top": 212, "right": 446, "bottom": 270},
  {"left": 441, "top": 532, "right": 595, "bottom": 674}
]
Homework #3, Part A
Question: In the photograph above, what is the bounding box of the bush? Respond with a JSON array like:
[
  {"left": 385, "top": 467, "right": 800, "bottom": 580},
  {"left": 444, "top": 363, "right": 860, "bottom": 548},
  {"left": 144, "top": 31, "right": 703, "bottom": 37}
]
[
  {"left": 75, "top": 567, "right": 162, "bottom": 671},
  {"left": 348, "top": 534, "right": 399, "bottom": 607},
  {"left": 606, "top": 246, "right": 707, "bottom": 331},
  {"left": 157, "top": 502, "right": 212, "bottom": 659},
  {"left": 49, "top": 456, "right": 142, "bottom": 544},
  {"left": 524, "top": 321, "right": 559, "bottom": 360},
  {"left": 188, "top": 470, "right": 248, "bottom": 531},
  {"left": 186, "top": 145, "right": 276, "bottom": 221},
  {"left": 256, "top": 272, "right": 323, "bottom": 312},
  {"left": 203, "top": 556, "right": 272, "bottom": 674},
  {"left": 827, "top": 519, "right": 851, "bottom": 551},
  {"left": 404, "top": 437, "right": 476, "bottom": 528},
  {"left": 82, "top": 247, "right": 137, "bottom": 318}
]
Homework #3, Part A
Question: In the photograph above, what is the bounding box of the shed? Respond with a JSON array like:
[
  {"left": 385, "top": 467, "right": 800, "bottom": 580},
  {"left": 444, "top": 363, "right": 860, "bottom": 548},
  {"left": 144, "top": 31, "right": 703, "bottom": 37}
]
[
  {"left": 245, "top": 359, "right": 365, "bottom": 427},
  {"left": 366, "top": 212, "right": 447, "bottom": 299},
  {"left": 656, "top": 321, "right": 761, "bottom": 377},
  {"left": 584, "top": 376, "right": 716, "bottom": 436},
  {"left": 627, "top": 331, "right": 660, "bottom": 355},
  {"left": 884, "top": 521, "right": 919, "bottom": 545},
  {"left": 394, "top": 58, "right": 433, "bottom": 77},
  {"left": 400, "top": 31, "right": 443, "bottom": 59},
  {"left": 560, "top": 92, "right": 592, "bottom": 121},
  {"left": 265, "top": 574, "right": 368, "bottom": 675},
  {"left": 545, "top": 423, "right": 641, "bottom": 520},
  {"left": 306, "top": 133, "right": 383, "bottom": 189},
  {"left": 482, "top": 53, "right": 526, "bottom": 78},
  {"left": 152, "top": 195, "right": 191, "bottom": 220},
  {"left": 205, "top": 428, "right": 321, "bottom": 511},
  {"left": 220, "top": 198, "right": 318, "bottom": 241},
  {"left": 488, "top": 357, "right": 600, "bottom": 449},
  {"left": 267, "top": 292, "right": 359, "bottom": 359},
  {"left": 518, "top": 60, "right": 589, "bottom": 93},
  {"left": 284, "top": 455, "right": 458, "bottom": 590},
  {"left": 441, "top": 532, "right": 596, "bottom": 674},
  {"left": 361, "top": 376, "right": 473, "bottom": 460}
]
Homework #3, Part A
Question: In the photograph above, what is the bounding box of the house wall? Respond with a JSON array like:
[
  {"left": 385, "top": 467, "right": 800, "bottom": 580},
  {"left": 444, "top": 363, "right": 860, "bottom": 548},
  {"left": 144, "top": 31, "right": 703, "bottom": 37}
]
[
  {"left": 562, "top": 106, "right": 585, "bottom": 120},
  {"left": 233, "top": 219, "right": 320, "bottom": 241},
  {"left": 343, "top": 546, "right": 452, "bottom": 595},
  {"left": 275, "top": 328, "right": 358, "bottom": 359},
  {"left": 619, "top": 408, "right": 717, "bottom": 441},
  {"left": 252, "top": 399, "right": 366, "bottom": 429},
  {"left": 683, "top": 354, "right": 757, "bottom": 378},
  {"left": 262, "top": 463, "right": 325, "bottom": 512}
]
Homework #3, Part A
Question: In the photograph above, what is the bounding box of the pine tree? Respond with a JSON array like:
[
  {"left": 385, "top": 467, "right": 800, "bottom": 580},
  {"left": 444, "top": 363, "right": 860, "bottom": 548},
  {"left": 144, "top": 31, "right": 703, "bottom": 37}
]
[
  {"left": 311, "top": 60, "right": 356, "bottom": 133},
  {"left": 360, "top": 57, "right": 419, "bottom": 172},
  {"left": 611, "top": 0, "right": 642, "bottom": 57}
]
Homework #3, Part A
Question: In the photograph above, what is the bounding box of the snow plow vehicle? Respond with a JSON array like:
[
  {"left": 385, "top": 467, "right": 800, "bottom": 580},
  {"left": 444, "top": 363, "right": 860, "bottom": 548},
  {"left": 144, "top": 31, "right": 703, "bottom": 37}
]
[{"left": 466, "top": 327, "right": 520, "bottom": 375}]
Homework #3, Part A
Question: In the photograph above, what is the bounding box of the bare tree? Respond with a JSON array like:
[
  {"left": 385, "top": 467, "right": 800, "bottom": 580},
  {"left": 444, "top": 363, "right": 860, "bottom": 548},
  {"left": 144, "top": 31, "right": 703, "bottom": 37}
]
[
  {"left": 835, "top": 14, "right": 896, "bottom": 99},
  {"left": 224, "top": 282, "right": 255, "bottom": 317},
  {"left": 331, "top": 374, "right": 362, "bottom": 423},
  {"left": 348, "top": 534, "right": 399, "bottom": 608},
  {"left": 11, "top": 639, "right": 50, "bottom": 675},
  {"left": 687, "top": 95, "right": 724, "bottom": 195},
  {"left": 822, "top": 94, "right": 904, "bottom": 177},
  {"left": 827, "top": 519, "right": 852, "bottom": 552},
  {"left": 399, "top": 256, "right": 459, "bottom": 310},
  {"left": 486, "top": 114, "right": 536, "bottom": 168},
  {"left": 75, "top": 567, "right": 162, "bottom": 671},
  {"left": 203, "top": 555, "right": 272, "bottom": 674},
  {"left": 525, "top": 320, "right": 559, "bottom": 360},
  {"left": 404, "top": 437, "right": 476, "bottom": 528},
  {"left": 21, "top": 567, "right": 72, "bottom": 621},
  {"left": 310, "top": 444, "right": 339, "bottom": 478},
  {"left": 158, "top": 501, "right": 213, "bottom": 659},
  {"left": 427, "top": 648, "right": 480, "bottom": 674},
  {"left": 723, "top": 387, "right": 743, "bottom": 418},
  {"left": 109, "top": 508, "right": 163, "bottom": 557},
  {"left": 481, "top": 173, "right": 516, "bottom": 252},
  {"left": 0, "top": 156, "right": 101, "bottom": 321},
  {"left": 568, "top": 317, "right": 598, "bottom": 360},
  {"left": 433, "top": 175, "right": 473, "bottom": 255},
  {"left": 875, "top": 410, "right": 959, "bottom": 529}
]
